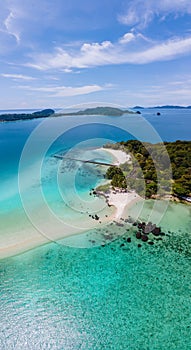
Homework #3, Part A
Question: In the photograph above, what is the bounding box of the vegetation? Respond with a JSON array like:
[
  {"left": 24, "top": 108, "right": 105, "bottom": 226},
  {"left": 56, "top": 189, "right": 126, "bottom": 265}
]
[
  {"left": 133, "top": 105, "right": 191, "bottom": 109},
  {"left": 0, "top": 109, "right": 55, "bottom": 122},
  {"left": 0, "top": 106, "right": 140, "bottom": 122},
  {"left": 56, "top": 106, "right": 138, "bottom": 117},
  {"left": 106, "top": 166, "right": 127, "bottom": 189},
  {"left": 105, "top": 140, "right": 191, "bottom": 198},
  {"left": 96, "top": 183, "right": 110, "bottom": 192}
]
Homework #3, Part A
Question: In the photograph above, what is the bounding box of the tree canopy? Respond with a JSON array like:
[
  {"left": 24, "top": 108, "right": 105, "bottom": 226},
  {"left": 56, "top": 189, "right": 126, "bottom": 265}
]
[{"left": 105, "top": 140, "right": 191, "bottom": 198}]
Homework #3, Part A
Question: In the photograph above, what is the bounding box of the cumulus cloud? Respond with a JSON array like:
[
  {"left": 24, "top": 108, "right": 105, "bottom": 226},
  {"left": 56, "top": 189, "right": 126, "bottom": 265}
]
[
  {"left": 26, "top": 34, "right": 191, "bottom": 70},
  {"left": 118, "top": 0, "right": 191, "bottom": 27},
  {"left": 119, "top": 32, "right": 135, "bottom": 44}
]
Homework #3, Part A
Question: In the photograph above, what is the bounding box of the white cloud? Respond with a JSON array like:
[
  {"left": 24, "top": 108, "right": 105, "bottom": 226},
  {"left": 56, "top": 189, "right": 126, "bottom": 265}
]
[
  {"left": 118, "top": 0, "right": 191, "bottom": 27},
  {"left": 18, "top": 84, "right": 104, "bottom": 97},
  {"left": 1, "top": 73, "right": 36, "bottom": 81},
  {"left": 132, "top": 36, "right": 191, "bottom": 64},
  {"left": 3, "top": 10, "right": 20, "bottom": 43},
  {"left": 119, "top": 32, "right": 135, "bottom": 44},
  {"left": 26, "top": 34, "right": 191, "bottom": 70}
]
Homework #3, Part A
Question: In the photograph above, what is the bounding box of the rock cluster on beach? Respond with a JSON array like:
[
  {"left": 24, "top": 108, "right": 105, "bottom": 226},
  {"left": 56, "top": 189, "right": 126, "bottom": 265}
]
[{"left": 87, "top": 186, "right": 167, "bottom": 249}]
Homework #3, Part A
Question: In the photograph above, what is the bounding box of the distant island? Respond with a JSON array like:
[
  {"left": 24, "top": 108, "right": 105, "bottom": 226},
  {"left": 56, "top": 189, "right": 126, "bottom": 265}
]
[
  {"left": 0, "top": 106, "right": 139, "bottom": 122},
  {"left": 2, "top": 104, "right": 190, "bottom": 122},
  {"left": 0, "top": 109, "right": 55, "bottom": 122},
  {"left": 55, "top": 106, "right": 138, "bottom": 117},
  {"left": 1, "top": 104, "right": 190, "bottom": 122},
  {"left": 133, "top": 105, "right": 191, "bottom": 110}
]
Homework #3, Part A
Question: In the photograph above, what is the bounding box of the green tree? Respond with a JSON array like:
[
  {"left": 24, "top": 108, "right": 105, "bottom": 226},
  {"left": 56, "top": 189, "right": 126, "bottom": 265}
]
[{"left": 106, "top": 166, "right": 123, "bottom": 179}]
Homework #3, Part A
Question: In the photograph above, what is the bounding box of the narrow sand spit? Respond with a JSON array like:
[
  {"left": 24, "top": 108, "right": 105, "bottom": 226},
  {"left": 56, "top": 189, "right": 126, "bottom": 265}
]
[{"left": 0, "top": 147, "right": 140, "bottom": 259}]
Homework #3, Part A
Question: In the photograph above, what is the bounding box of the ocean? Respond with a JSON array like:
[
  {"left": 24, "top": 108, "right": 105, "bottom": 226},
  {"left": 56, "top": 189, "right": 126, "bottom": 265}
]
[{"left": 0, "top": 108, "right": 191, "bottom": 349}]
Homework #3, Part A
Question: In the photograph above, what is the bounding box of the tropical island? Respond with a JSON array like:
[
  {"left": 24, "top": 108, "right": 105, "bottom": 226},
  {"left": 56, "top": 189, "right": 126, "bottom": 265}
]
[
  {"left": 133, "top": 105, "right": 191, "bottom": 109},
  {"left": 0, "top": 109, "right": 55, "bottom": 122},
  {"left": 55, "top": 106, "right": 138, "bottom": 117},
  {"left": 96, "top": 140, "right": 191, "bottom": 204},
  {"left": 0, "top": 106, "right": 139, "bottom": 122}
]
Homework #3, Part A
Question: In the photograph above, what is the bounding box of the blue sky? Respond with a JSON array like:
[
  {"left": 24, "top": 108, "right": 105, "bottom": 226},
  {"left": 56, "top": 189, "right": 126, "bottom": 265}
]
[{"left": 1, "top": 0, "right": 191, "bottom": 109}]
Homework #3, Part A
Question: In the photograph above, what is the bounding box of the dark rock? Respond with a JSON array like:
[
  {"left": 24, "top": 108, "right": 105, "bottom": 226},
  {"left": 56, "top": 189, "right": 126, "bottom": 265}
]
[
  {"left": 141, "top": 235, "right": 148, "bottom": 242},
  {"left": 116, "top": 223, "right": 124, "bottom": 227},
  {"left": 126, "top": 237, "right": 131, "bottom": 243},
  {"left": 152, "top": 227, "right": 161, "bottom": 236},
  {"left": 133, "top": 222, "right": 137, "bottom": 226},
  {"left": 136, "top": 231, "right": 142, "bottom": 239},
  {"left": 120, "top": 243, "right": 125, "bottom": 247},
  {"left": 148, "top": 241, "right": 154, "bottom": 245},
  {"left": 138, "top": 244, "right": 142, "bottom": 248}
]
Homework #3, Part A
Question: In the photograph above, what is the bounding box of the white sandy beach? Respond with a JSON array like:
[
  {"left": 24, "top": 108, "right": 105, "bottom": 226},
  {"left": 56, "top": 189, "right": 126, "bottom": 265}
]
[
  {"left": 96, "top": 147, "right": 141, "bottom": 220},
  {"left": 0, "top": 202, "right": 115, "bottom": 259},
  {"left": 99, "top": 147, "right": 131, "bottom": 165},
  {"left": 105, "top": 190, "right": 141, "bottom": 220}
]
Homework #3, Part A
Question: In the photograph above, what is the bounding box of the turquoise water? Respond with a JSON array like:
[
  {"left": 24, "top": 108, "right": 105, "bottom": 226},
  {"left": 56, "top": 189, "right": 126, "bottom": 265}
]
[
  {"left": 0, "top": 218, "right": 191, "bottom": 349},
  {"left": 0, "top": 109, "right": 191, "bottom": 349}
]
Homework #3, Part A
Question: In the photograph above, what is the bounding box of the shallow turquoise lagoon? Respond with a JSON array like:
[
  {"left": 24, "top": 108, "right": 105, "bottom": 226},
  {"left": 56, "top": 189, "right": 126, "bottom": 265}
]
[{"left": 0, "top": 224, "right": 191, "bottom": 349}]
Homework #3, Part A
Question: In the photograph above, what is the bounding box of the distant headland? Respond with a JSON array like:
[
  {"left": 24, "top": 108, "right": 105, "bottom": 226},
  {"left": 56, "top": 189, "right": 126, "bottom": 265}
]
[
  {"left": 133, "top": 105, "right": 191, "bottom": 110},
  {"left": 55, "top": 106, "right": 138, "bottom": 117},
  {"left": 1, "top": 104, "right": 190, "bottom": 122},
  {"left": 0, "top": 109, "right": 55, "bottom": 122},
  {"left": 0, "top": 106, "right": 139, "bottom": 122}
]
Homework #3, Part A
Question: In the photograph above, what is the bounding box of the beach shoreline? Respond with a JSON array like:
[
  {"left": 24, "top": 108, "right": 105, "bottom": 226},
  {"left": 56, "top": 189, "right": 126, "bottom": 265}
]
[
  {"left": 0, "top": 203, "right": 116, "bottom": 260},
  {"left": 0, "top": 147, "right": 140, "bottom": 260},
  {"left": 95, "top": 147, "right": 142, "bottom": 220},
  {"left": 99, "top": 147, "right": 131, "bottom": 165}
]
